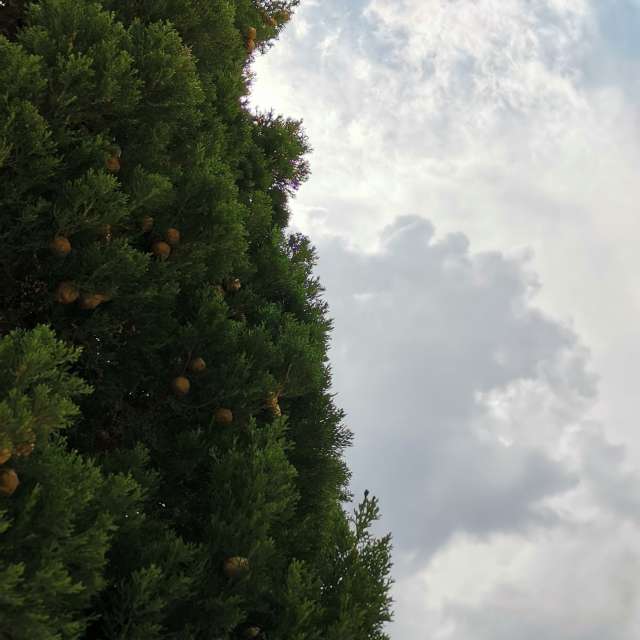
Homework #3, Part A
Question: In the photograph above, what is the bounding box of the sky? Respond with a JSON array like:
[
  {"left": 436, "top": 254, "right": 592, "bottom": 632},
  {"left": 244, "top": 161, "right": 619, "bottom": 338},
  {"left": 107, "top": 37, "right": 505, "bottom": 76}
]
[{"left": 251, "top": 1, "right": 640, "bottom": 638}]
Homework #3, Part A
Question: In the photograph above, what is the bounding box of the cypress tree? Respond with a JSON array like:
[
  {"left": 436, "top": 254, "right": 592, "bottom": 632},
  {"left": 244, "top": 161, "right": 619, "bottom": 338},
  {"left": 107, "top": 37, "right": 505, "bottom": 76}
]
[{"left": 0, "top": 1, "right": 393, "bottom": 638}]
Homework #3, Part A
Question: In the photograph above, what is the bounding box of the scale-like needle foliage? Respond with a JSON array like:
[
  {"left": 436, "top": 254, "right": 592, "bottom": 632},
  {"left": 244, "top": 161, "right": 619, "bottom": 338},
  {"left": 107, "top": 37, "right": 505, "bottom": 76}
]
[{"left": 0, "top": 1, "right": 393, "bottom": 638}]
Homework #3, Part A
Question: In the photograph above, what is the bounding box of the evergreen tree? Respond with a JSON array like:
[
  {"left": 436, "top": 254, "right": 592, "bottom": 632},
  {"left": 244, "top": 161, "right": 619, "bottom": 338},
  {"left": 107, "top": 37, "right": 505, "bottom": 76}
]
[
  {"left": 0, "top": 1, "right": 393, "bottom": 638},
  {"left": 0, "top": 326, "right": 141, "bottom": 640}
]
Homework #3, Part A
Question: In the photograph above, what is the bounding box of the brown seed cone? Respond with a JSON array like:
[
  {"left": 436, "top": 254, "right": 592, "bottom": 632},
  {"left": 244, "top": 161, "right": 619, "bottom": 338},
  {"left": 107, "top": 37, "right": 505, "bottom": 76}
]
[
  {"left": 269, "top": 402, "right": 282, "bottom": 418},
  {"left": 267, "top": 16, "right": 277, "bottom": 27},
  {"left": 188, "top": 357, "right": 206, "bottom": 374},
  {"left": 214, "top": 408, "right": 233, "bottom": 425},
  {"left": 14, "top": 442, "right": 34, "bottom": 457},
  {"left": 99, "top": 224, "right": 113, "bottom": 241},
  {"left": 265, "top": 392, "right": 282, "bottom": 416},
  {"left": 247, "top": 38, "right": 256, "bottom": 53},
  {"left": 171, "top": 376, "right": 191, "bottom": 398},
  {"left": 165, "top": 228, "right": 181, "bottom": 246},
  {"left": 222, "top": 556, "right": 249, "bottom": 579},
  {"left": 225, "top": 277, "right": 242, "bottom": 293},
  {"left": 152, "top": 241, "right": 171, "bottom": 260},
  {"left": 79, "top": 293, "right": 110, "bottom": 310},
  {"left": 50, "top": 236, "right": 71, "bottom": 258},
  {"left": 247, "top": 26, "right": 257, "bottom": 40},
  {"left": 141, "top": 216, "right": 154, "bottom": 232},
  {"left": 55, "top": 281, "right": 80, "bottom": 305},
  {"left": 244, "top": 627, "right": 261, "bottom": 639},
  {"left": 0, "top": 469, "right": 19, "bottom": 497},
  {"left": 105, "top": 155, "right": 120, "bottom": 173},
  {"left": 0, "top": 448, "right": 11, "bottom": 465}
]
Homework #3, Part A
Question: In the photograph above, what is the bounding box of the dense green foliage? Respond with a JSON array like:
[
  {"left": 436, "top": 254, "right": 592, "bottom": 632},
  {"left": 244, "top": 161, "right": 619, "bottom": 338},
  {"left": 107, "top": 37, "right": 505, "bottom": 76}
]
[{"left": 0, "top": 1, "right": 393, "bottom": 638}]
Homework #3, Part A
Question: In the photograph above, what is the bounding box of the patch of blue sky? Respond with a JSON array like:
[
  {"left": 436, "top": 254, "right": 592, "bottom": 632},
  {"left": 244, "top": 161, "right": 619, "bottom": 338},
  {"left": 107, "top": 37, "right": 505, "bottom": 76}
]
[{"left": 594, "top": 0, "right": 640, "bottom": 58}]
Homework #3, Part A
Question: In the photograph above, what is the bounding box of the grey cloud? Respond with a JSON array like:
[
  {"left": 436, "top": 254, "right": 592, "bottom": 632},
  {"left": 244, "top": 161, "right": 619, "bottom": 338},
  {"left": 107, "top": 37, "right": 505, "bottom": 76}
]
[
  {"left": 579, "top": 425, "right": 640, "bottom": 522},
  {"left": 313, "top": 216, "right": 588, "bottom": 561}
]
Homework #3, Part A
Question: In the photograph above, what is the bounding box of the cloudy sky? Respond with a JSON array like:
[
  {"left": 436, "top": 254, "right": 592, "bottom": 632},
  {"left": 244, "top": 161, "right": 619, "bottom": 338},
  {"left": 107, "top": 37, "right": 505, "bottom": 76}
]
[{"left": 251, "top": 1, "right": 640, "bottom": 637}]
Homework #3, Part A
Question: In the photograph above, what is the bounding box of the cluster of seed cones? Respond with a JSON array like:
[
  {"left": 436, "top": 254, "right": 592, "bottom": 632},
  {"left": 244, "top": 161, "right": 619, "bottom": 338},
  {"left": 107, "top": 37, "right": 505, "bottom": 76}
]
[
  {"left": 168, "top": 273, "right": 243, "bottom": 418},
  {"left": 55, "top": 281, "right": 111, "bottom": 309},
  {"left": 51, "top": 217, "right": 185, "bottom": 310},
  {"left": 170, "top": 355, "right": 235, "bottom": 426},
  {"left": 247, "top": 9, "right": 291, "bottom": 53},
  {"left": 0, "top": 430, "right": 36, "bottom": 497},
  {"left": 151, "top": 226, "right": 181, "bottom": 260},
  {"left": 50, "top": 229, "right": 110, "bottom": 308}
]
